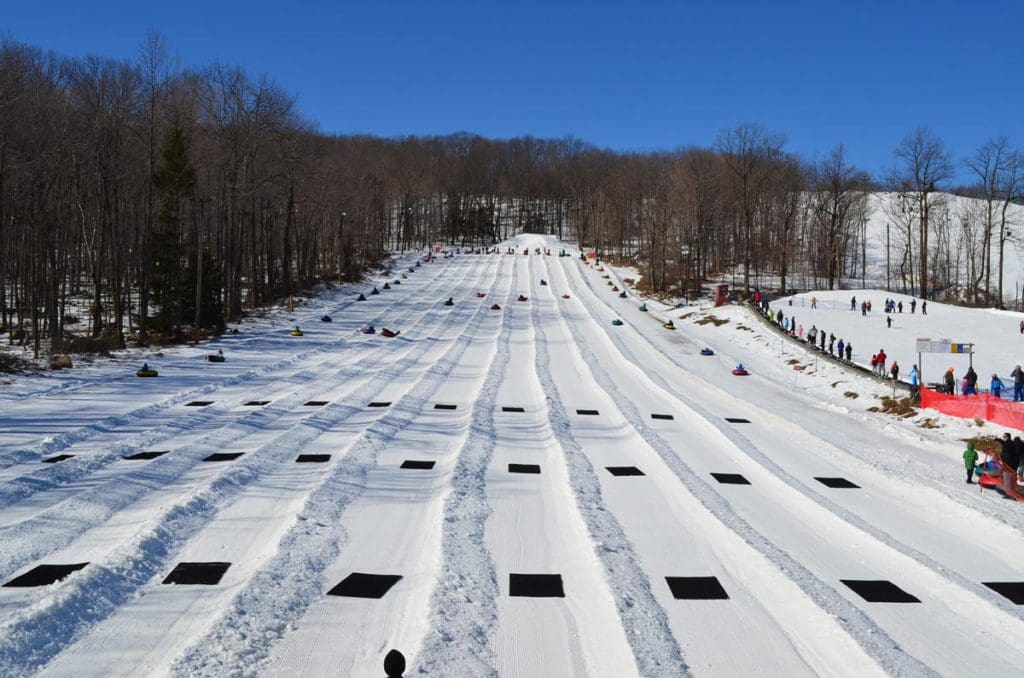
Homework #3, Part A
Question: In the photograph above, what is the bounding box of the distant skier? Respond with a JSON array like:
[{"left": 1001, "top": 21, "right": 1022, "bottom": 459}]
[
  {"left": 886, "top": 315, "right": 892, "bottom": 328},
  {"left": 963, "top": 442, "right": 979, "bottom": 484}
]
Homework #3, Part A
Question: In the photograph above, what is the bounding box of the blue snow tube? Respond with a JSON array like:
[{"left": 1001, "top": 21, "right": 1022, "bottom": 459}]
[{"left": 700, "top": 348, "right": 714, "bottom": 356}]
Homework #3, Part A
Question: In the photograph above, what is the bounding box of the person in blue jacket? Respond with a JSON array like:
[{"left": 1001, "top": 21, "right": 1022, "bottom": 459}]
[
  {"left": 991, "top": 374, "right": 1005, "bottom": 399},
  {"left": 909, "top": 364, "right": 920, "bottom": 400}
]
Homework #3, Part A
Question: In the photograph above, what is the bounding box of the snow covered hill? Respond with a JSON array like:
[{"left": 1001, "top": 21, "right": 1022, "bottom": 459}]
[{"left": 0, "top": 236, "right": 1021, "bottom": 677}]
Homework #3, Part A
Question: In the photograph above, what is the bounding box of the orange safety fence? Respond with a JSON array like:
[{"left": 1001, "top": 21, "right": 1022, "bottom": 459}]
[{"left": 920, "top": 386, "right": 1024, "bottom": 430}]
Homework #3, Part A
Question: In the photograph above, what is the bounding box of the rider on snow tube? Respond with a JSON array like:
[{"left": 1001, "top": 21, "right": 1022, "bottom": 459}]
[{"left": 732, "top": 363, "right": 749, "bottom": 376}]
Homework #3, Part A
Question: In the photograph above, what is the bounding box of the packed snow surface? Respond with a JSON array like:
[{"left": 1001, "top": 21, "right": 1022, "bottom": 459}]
[{"left": 0, "top": 235, "right": 1022, "bottom": 677}]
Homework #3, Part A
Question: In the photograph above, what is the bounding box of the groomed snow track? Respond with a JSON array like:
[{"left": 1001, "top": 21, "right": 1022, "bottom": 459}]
[{"left": 0, "top": 235, "right": 1021, "bottom": 677}]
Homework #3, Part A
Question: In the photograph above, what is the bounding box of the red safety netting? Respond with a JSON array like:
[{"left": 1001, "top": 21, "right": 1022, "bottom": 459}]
[{"left": 920, "top": 386, "right": 1024, "bottom": 430}]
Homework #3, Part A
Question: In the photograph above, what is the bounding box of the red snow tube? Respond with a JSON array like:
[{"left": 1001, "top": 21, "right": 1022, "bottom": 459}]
[
  {"left": 732, "top": 369, "right": 749, "bottom": 376},
  {"left": 476, "top": 292, "right": 486, "bottom": 298},
  {"left": 491, "top": 304, "right": 501, "bottom": 310},
  {"left": 517, "top": 295, "right": 528, "bottom": 302},
  {"left": 978, "top": 474, "right": 1002, "bottom": 487},
  {"left": 562, "top": 294, "right": 571, "bottom": 299}
]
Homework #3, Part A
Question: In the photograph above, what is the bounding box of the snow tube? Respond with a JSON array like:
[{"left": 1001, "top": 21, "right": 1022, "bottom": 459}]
[
  {"left": 443, "top": 298, "right": 454, "bottom": 306},
  {"left": 476, "top": 292, "right": 486, "bottom": 298},
  {"left": 359, "top": 324, "right": 376, "bottom": 334},
  {"left": 562, "top": 294, "right": 571, "bottom": 299},
  {"left": 136, "top": 368, "right": 158, "bottom": 377},
  {"left": 639, "top": 304, "right": 648, "bottom": 312},
  {"left": 491, "top": 303, "right": 501, "bottom": 310},
  {"left": 978, "top": 473, "right": 1002, "bottom": 488},
  {"left": 207, "top": 354, "right": 226, "bottom": 363},
  {"left": 540, "top": 279, "right": 548, "bottom": 286},
  {"left": 321, "top": 315, "right": 332, "bottom": 322},
  {"left": 612, "top": 319, "right": 624, "bottom": 326},
  {"left": 517, "top": 295, "right": 528, "bottom": 302},
  {"left": 732, "top": 364, "right": 749, "bottom": 376},
  {"left": 401, "top": 273, "right": 407, "bottom": 279},
  {"left": 619, "top": 291, "right": 627, "bottom": 298},
  {"left": 383, "top": 283, "right": 391, "bottom": 289},
  {"left": 662, "top": 321, "right": 675, "bottom": 330},
  {"left": 393, "top": 279, "right": 401, "bottom": 284},
  {"left": 290, "top": 329, "right": 304, "bottom": 336},
  {"left": 408, "top": 267, "right": 415, "bottom": 273},
  {"left": 601, "top": 274, "right": 610, "bottom": 279},
  {"left": 357, "top": 293, "right": 367, "bottom": 301},
  {"left": 612, "top": 286, "right": 619, "bottom": 292},
  {"left": 381, "top": 328, "right": 399, "bottom": 338},
  {"left": 606, "top": 281, "right": 613, "bottom": 286},
  {"left": 700, "top": 348, "right": 714, "bottom": 356},
  {"left": 370, "top": 287, "right": 380, "bottom": 295},
  {"left": 598, "top": 267, "right": 605, "bottom": 272}
]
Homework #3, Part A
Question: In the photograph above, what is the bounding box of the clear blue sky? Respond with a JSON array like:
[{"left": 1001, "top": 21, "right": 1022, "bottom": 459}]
[{"left": 5, "top": 0, "right": 1023, "bottom": 181}]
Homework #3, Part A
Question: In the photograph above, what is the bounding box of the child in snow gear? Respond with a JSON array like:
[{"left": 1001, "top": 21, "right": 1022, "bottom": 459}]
[
  {"left": 517, "top": 295, "right": 528, "bottom": 302},
  {"left": 383, "top": 282, "right": 391, "bottom": 289},
  {"left": 732, "top": 364, "right": 749, "bottom": 376},
  {"left": 137, "top": 363, "right": 158, "bottom": 377},
  {"left": 357, "top": 293, "right": 367, "bottom": 301},
  {"left": 371, "top": 287, "right": 380, "bottom": 295},
  {"left": 540, "top": 279, "right": 548, "bottom": 286},
  {"left": 991, "top": 374, "right": 1005, "bottom": 399},
  {"left": 491, "top": 303, "right": 501, "bottom": 310},
  {"left": 321, "top": 315, "right": 332, "bottom": 322},
  {"left": 663, "top": 320, "right": 675, "bottom": 330},
  {"left": 944, "top": 367, "right": 956, "bottom": 394},
  {"left": 381, "top": 328, "right": 399, "bottom": 338},
  {"left": 612, "top": 319, "right": 624, "bottom": 326},
  {"left": 700, "top": 347, "right": 714, "bottom": 356},
  {"left": 619, "top": 291, "right": 627, "bottom": 298},
  {"left": 207, "top": 349, "right": 226, "bottom": 362},
  {"left": 290, "top": 326, "right": 304, "bottom": 336},
  {"left": 443, "top": 297, "right": 454, "bottom": 306},
  {"left": 639, "top": 303, "right": 648, "bottom": 312}
]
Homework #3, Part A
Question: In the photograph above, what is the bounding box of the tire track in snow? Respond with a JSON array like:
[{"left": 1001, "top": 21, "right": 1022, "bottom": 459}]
[
  {"left": 0, "top": 254, "right": 502, "bottom": 675},
  {"left": 546, "top": 253, "right": 936, "bottom": 676},
  {"left": 414, "top": 255, "right": 519, "bottom": 675},
  {"left": 167, "top": 255, "right": 508, "bottom": 677},
  {"left": 527, "top": 255, "right": 689, "bottom": 676},
  {"left": 559, "top": 254, "right": 1024, "bottom": 621},
  {"left": 0, "top": 253, "right": 467, "bottom": 514}
]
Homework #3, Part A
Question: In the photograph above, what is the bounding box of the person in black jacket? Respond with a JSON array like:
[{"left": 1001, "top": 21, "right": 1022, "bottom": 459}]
[
  {"left": 964, "top": 367, "right": 978, "bottom": 395},
  {"left": 999, "top": 433, "right": 1019, "bottom": 496}
]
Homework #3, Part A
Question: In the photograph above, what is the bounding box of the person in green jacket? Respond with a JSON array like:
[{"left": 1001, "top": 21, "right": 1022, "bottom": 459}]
[{"left": 963, "top": 442, "right": 979, "bottom": 484}]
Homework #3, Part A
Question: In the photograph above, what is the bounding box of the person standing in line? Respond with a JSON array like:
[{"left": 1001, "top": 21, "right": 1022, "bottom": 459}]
[
  {"left": 964, "top": 366, "right": 978, "bottom": 396},
  {"left": 837, "top": 338, "right": 845, "bottom": 358},
  {"left": 922, "top": 300, "right": 927, "bottom": 314},
  {"left": 1013, "top": 364, "right": 1024, "bottom": 402},
  {"left": 820, "top": 331, "right": 826, "bottom": 351},
  {"left": 845, "top": 342, "right": 852, "bottom": 361},
  {"left": 963, "top": 442, "right": 979, "bottom": 484},
  {"left": 911, "top": 298, "right": 916, "bottom": 313},
  {"left": 890, "top": 361, "right": 899, "bottom": 380},
  {"left": 909, "top": 364, "right": 920, "bottom": 400},
  {"left": 944, "top": 366, "right": 956, "bottom": 394},
  {"left": 991, "top": 374, "right": 1005, "bottom": 399},
  {"left": 999, "top": 433, "right": 1019, "bottom": 497},
  {"left": 851, "top": 296, "right": 857, "bottom": 311},
  {"left": 861, "top": 302, "right": 867, "bottom": 316},
  {"left": 898, "top": 301, "right": 903, "bottom": 313}
]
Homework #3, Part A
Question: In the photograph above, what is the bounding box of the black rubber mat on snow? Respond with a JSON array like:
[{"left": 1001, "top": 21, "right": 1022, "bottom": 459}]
[
  {"left": 724, "top": 417, "right": 750, "bottom": 423},
  {"left": 710, "top": 473, "right": 750, "bottom": 485},
  {"left": 509, "top": 573, "right": 565, "bottom": 597},
  {"left": 508, "top": 463, "right": 541, "bottom": 474},
  {"left": 983, "top": 581, "right": 1024, "bottom": 604},
  {"left": 434, "top": 403, "right": 457, "bottom": 410},
  {"left": 840, "top": 579, "right": 920, "bottom": 603},
  {"left": 400, "top": 460, "right": 435, "bottom": 469},
  {"left": 243, "top": 400, "right": 270, "bottom": 406},
  {"left": 43, "top": 454, "right": 74, "bottom": 463},
  {"left": 296, "top": 454, "right": 331, "bottom": 463},
  {"left": 502, "top": 406, "right": 526, "bottom": 413},
  {"left": 368, "top": 402, "right": 391, "bottom": 408},
  {"left": 304, "top": 400, "right": 328, "bottom": 406},
  {"left": 203, "top": 452, "right": 243, "bottom": 462},
  {"left": 3, "top": 563, "right": 88, "bottom": 587},
  {"left": 651, "top": 413, "right": 674, "bottom": 420},
  {"left": 163, "top": 562, "right": 231, "bottom": 585},
  {"left": 328, "top": 572, "right": 403, "bottom": 598},
  {"left": 815, "top": 476, "right": 860, "bottom": 489},
  {"left": 606, "top": 466, "right": 645, "bottom": 476},
  {"left": 185, "top": 401, "right": 213, "bottom": 407},
  {"left": 576, "top": 409, "right": 599, "bottom": 416},
  {"left": 123, "top": 451, "right": 168, "bottom": 460},
  {"left": 665, "top": 576, "right": 730, "bottom": 599}
]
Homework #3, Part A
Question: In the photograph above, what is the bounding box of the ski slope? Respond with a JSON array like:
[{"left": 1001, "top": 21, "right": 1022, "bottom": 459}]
[{"left": 0, "top": 235, "right": 1021, "bottom": 677}]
